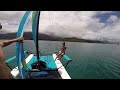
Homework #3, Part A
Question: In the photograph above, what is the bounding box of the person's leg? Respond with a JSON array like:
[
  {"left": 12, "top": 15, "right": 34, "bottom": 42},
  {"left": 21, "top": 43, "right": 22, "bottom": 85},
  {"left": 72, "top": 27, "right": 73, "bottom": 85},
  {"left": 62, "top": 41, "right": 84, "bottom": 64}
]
[
  {"left": 55, "top": 54, "right": 60, "bottom": 61},
  {"left": 55, "top": 50, "right": 61, "bottom": 61},
  {"left": 59, "top": 53, "right": 64, "bottom": 60}
]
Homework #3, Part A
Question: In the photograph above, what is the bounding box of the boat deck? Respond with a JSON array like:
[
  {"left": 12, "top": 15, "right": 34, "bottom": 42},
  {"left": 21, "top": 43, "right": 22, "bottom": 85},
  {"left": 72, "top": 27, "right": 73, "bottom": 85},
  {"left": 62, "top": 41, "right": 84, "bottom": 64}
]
[{"left": 11, "top": 53, "right": 71, "bottom": 79}]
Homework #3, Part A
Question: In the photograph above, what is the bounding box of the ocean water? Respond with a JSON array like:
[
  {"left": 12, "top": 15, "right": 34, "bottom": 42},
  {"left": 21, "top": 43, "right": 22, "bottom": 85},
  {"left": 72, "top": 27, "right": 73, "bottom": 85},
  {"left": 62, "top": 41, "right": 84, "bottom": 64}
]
[{"left": 2, "top": 40, "right": 120, "bottom": 79}]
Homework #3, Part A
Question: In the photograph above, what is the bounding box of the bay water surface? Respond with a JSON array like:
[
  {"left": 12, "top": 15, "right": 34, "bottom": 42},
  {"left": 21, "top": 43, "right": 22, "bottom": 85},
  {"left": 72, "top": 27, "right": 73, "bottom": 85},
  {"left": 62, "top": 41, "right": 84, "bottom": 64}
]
[{"left": 2, "top": 40, "right": 120, "bottom": 79}]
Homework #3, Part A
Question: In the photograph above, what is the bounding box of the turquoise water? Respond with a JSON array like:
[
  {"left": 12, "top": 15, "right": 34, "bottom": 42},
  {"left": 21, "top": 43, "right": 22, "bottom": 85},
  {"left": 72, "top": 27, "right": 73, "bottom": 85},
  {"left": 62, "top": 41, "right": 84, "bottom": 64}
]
[{"left": 2, "top": 40, "right": 120, "bottom": 79}]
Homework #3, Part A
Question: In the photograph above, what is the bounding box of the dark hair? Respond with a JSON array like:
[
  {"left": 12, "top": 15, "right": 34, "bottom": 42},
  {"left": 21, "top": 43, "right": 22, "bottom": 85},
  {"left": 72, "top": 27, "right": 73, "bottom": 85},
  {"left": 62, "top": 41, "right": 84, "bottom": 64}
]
[{"left": 62, "top": 41, "right": 65, "bottom": 45}]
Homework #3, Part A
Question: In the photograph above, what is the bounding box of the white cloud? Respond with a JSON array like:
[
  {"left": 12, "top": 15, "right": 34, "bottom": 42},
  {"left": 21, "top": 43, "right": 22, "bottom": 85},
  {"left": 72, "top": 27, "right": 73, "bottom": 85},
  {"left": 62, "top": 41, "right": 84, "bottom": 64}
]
[
  {"left": 98, "top": 11, "right": 113, "bottom": 14},
  {"left": 0, "top": 11, "right": 120, "bottom": 42},
  {"left": 107, "top": 15, "right": 119, "bottom": 22}
]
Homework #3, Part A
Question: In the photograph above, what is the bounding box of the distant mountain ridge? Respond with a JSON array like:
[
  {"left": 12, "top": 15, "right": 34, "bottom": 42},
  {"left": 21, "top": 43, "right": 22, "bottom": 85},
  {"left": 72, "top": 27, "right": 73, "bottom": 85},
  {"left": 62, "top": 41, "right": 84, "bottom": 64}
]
[
  {"left": 0, "top": 32, "right": 62, "bottom": 40},
  {"left": 0, "top": 32, "right": 114, "bottom": 44}
]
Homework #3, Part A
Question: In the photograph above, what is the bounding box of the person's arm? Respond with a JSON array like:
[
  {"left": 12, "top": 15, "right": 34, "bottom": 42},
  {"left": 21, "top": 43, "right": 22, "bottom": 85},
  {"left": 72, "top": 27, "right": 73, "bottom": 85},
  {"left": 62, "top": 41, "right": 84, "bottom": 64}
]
[{"left": 1, "top": 37, "right": 24, "bottom": 47}]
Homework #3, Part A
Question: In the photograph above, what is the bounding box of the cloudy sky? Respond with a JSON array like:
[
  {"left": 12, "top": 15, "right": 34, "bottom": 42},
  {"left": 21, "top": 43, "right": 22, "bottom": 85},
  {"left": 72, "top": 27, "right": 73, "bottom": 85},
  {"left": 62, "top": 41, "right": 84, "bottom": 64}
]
[{"left": 0, "top": 11, "right": 120, "bottom": 42}]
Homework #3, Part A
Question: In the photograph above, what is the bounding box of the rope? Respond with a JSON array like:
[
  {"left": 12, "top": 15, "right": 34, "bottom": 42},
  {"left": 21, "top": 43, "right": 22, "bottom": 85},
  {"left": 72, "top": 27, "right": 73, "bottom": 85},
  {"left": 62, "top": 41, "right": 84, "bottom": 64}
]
[
  {"left": 6, "top": 63, "right": 13, "bottom": 70},
  {"left": 57, "top": 65, "right": 63, "bottom": 69},
  {"left": 57, "top": 60, "right": 71, "bottom": 69},
  {"left": 48, "top": 11, "right": 56, "bottom": 32}
]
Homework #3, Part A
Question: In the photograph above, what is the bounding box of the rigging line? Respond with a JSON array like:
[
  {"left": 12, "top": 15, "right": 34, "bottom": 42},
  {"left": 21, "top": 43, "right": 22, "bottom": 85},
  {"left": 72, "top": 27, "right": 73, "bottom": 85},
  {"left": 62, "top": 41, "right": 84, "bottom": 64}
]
[
  {"left": 49, "top": 11, "right": 52, "bottom": 30},
  {"left": 49, "top": 11, "right": 55, "bottom": 32},
  {"left": 6, "top": 63, "right": 13, "bottom": 70},
  {"left": 49, "top": 11, "right": 59, "bottom": 51}
]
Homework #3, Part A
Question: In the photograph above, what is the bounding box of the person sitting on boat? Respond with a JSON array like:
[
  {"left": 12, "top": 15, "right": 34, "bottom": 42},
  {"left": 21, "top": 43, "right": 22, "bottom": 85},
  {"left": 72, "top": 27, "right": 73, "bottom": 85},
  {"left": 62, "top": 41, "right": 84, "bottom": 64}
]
[
  {"left": 0, "top": 37, "right": 24, "bottom": 79},
  {"left": 55, "top": 41, "right": 67, "bottom": 61}
]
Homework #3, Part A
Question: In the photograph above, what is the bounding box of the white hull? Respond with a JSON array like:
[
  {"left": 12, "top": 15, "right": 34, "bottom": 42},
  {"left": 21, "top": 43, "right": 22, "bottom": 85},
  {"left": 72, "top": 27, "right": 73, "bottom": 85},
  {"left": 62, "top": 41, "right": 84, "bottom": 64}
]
[{"left": 53, "top": 54, "right": 71, "bottom": 79}]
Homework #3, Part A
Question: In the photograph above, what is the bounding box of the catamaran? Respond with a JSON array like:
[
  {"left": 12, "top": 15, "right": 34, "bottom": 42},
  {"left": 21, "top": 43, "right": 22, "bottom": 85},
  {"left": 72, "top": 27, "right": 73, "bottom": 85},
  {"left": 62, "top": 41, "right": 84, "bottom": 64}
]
[{"left": 5, "top": 11, "right": 72, "bottom": 79}]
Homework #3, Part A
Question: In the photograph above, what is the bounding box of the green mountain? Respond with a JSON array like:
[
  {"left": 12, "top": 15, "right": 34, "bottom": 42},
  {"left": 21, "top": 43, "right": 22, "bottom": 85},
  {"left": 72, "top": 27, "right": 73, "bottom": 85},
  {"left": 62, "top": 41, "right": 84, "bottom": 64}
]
[{"left": 0, "top": 32, "right": 110, "bottom": 44}]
